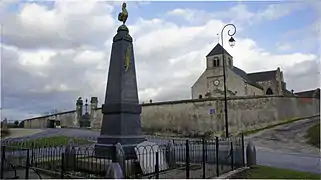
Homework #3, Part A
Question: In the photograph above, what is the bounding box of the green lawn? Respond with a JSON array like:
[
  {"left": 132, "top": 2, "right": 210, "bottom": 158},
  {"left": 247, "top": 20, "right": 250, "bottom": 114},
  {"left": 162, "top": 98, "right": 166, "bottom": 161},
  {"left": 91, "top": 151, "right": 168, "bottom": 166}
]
[
  {"left": 305, "top": 123, "right": 320, "bottom": 148},
  {"left": 233, "top": 165, "right": 321, "bottom": 179},
  {"left": 5, "top": 136, "right": 93, "bottom": 149}
]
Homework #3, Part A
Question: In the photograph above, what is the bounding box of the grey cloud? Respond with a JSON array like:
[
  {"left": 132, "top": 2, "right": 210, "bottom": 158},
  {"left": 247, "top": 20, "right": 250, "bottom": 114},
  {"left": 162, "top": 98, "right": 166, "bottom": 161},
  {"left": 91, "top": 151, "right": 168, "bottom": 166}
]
[
  {"left": 152, "top": 75, "right": 196, "bottom": 102},
  {"left": 284, "top": 59, "right": 320, "bottom": 92},
  {"left": 1, "top": 45, "right": 109, "bottom": 119},
  {"left": 1, "top": 8, "right": 116, "bottom": 50}
]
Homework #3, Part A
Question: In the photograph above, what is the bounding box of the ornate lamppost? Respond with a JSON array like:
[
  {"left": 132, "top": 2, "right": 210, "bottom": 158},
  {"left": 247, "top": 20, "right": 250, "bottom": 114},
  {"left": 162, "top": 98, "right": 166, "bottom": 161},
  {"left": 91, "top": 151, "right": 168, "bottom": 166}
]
[{"left": 221, "top": 24, "right": 236, "bottom": 138}]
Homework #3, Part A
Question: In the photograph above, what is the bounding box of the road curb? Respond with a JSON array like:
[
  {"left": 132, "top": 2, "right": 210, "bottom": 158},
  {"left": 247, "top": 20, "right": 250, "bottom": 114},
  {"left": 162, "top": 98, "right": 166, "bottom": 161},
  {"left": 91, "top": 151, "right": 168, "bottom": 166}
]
[{"left": 215, "top": 167, "right": 250, "bottom": 179}]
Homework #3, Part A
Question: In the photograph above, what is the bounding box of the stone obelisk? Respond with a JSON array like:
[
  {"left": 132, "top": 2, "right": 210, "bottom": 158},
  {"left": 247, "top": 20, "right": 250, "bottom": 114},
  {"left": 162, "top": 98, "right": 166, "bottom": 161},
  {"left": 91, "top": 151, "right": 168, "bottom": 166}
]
[{"left": 95, "top": 2, "right": 145, "bottom": 158}]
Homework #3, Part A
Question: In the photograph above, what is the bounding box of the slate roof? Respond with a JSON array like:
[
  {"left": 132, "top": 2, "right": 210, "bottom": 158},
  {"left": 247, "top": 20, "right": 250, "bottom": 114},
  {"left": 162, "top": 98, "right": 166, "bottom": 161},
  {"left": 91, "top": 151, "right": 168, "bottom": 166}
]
[
  {"left": 231, "top": 67, "right": 264, "bottom": 90},
  {"left": 295, "top": 88, "right": 320, "bottom": 99},
  {"left": 247, "top": 70, "right": 277, "bottom": 82},
  {"left": 206, "top": 43, "right": 232, "bottom": 57}
]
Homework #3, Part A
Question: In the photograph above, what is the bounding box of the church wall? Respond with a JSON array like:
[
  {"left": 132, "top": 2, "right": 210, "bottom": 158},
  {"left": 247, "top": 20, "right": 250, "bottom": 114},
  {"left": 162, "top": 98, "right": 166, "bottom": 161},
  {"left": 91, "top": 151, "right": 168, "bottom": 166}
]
[
  {"left": 192, "top": 67, "right": 265, "bottom": 98},
  {"left": 192, "top": 68, "right": 226, "bottom": 99},
  {"left": 256, "top": 80, "right": 279, "bottom": 95},
  {"left": 226, "top": 68, "right": 248, "bottom": 96},
  {"left": 246, "top": 83, "right": 264, "bottom": 96},
  {"left": 191, "top": 71, "right": 208, "bottom": 99},
  {"left": 192, "top": 54, "right": 234, "bottom": 99},
  {"left": 22, "top": 96, "right": 320, "bottom": 136},
  {"left": 206, "top": 54, "right": 233, "bottom": 68}
]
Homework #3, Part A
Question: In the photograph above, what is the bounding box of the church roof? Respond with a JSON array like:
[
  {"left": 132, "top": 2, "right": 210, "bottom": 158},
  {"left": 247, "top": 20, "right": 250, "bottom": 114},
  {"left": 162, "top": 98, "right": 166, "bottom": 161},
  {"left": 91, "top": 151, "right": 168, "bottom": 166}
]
[
  {"left": 206, "top": 43, "right": 232, "bottom": 57},
  {"left": 295, "top": 88, "right": 320, "bottom": 99},
  {"left": 247, "top": 70, "right": 277, "bottom": 82},
  {"left": 232, "top": 67, "right": 264, "bottom": 90}
]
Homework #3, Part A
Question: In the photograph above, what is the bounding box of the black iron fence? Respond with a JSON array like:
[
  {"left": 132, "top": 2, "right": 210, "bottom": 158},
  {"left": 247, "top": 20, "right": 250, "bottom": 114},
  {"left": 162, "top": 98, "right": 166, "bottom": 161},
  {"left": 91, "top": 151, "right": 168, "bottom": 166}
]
[{"left": 0, "top": 135, "right": 245, "bottom": 179}]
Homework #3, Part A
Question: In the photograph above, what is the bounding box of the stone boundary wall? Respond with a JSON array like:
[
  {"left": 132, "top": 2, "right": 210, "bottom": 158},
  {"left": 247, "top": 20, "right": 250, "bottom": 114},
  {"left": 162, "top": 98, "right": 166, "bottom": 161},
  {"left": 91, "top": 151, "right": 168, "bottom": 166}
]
[
  {"left": 138, "top": 95, "right": 320, "bottom": 135},
  {"left": 23, "top": 110, "right": 77, "bottom": 128},
  {"left": 22, "top": 95, "right": 320, "bottom": 136}
]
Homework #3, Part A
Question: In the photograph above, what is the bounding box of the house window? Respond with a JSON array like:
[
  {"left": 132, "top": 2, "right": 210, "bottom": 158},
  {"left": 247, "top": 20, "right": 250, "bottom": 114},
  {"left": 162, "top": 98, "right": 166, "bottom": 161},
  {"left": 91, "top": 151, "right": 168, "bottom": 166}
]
[
  {"left": 228, "top": 58, "right": 232, "bottom": 67},
  {"left": 213, "top": 57, "right": 220, "bottom": 67}
]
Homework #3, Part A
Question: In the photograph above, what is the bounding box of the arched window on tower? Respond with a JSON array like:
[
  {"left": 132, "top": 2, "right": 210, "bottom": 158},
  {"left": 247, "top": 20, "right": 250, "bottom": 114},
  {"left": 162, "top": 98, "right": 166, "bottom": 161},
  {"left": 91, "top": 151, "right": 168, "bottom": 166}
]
[
  {"left": 198, "top": 94, "right": 203, "bottom": 99},
  {"left": 213, "top": 57, "right": 220, "bottom": 67},
  {"left": 266, "top": 88, "right": 273, "bottom": 95}
]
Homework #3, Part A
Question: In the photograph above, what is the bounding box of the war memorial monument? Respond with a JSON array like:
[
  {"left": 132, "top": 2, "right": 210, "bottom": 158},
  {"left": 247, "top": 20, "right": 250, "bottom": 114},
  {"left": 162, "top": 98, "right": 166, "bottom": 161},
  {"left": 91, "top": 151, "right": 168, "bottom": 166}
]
[{"left": 94, "top": 2, "right": 146, "bottom": 159}]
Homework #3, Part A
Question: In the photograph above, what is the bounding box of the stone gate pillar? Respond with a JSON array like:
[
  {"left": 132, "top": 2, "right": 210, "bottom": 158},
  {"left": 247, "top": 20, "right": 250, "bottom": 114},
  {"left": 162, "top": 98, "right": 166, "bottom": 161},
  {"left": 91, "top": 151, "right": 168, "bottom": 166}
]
[
  {"left": 74, "top": 97, "right": 83, "bottom": 128},
  {"left": 90, "top": 97, "right": 98, "bottom": 129}
]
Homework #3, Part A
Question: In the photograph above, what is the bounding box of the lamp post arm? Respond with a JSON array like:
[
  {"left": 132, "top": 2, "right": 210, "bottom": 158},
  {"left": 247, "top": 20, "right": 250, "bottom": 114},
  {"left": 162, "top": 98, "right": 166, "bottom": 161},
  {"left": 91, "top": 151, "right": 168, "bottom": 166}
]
[
  {"left": 221, "top": 24, "right": 237, "bottom": 47},
  {"left": 220, "top": 23, "right": 236, "bottom": 138}
]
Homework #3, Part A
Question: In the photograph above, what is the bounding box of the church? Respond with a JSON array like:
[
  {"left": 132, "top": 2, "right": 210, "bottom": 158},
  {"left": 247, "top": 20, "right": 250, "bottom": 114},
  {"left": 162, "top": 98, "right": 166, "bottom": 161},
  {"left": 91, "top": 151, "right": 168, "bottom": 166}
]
[{"left": 192, "top": 43, "right": 293, "bottom": 99}]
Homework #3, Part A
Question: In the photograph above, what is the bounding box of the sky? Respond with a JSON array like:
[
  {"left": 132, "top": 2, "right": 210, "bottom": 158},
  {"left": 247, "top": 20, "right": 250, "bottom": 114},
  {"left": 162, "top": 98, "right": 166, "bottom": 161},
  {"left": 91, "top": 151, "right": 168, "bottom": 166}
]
[{"left": 0, "top": 0, "right": 320, "bottom": 120}]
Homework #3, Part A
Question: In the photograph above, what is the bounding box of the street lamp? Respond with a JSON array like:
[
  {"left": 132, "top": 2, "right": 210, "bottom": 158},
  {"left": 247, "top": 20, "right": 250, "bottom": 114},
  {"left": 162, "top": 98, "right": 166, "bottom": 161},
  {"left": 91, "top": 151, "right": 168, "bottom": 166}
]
[{"left": 221, "top": 24, "right": 236, "bottom": 138}]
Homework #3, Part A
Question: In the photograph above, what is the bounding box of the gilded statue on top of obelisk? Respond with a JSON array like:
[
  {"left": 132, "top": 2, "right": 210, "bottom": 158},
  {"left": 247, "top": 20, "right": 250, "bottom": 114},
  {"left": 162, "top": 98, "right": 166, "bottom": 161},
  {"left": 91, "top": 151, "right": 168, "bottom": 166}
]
[{"left": 118, "top": 2, "right": 128, "bottom": 25}]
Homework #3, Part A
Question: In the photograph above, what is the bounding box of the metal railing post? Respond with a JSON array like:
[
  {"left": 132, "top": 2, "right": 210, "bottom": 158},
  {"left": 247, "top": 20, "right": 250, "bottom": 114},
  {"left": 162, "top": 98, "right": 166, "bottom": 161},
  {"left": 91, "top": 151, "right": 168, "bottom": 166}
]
[
  {"left": 61, "top": 153, "right": 65, "bottom": 179},
  {"left": 25, "top": 149, "right": 30, "bottom": 179},
  {"left": 155, "top": 152, "right": 159, "bottom": 179},
  {"left": 241, "top": 134, "right": 245, "bottom": 166},
  {"left": 215, "top": 137, "right": 219, "bottom": 177},
  {"left": 112, "top": 144, "right": 117, "bottom": 163},
  {"left": 202, "top": 137, "right": 206, "bottom": 179},
  {"left": 185, "top": 140, "right": 190, "bottom": 179},
  {"left": 230, "top": 141, "right": 234, "bottom": 170},
  {"left": 1, "top": 146, "right": 5, "bottom": 179},
  {"left": 30, "top": 142, "right": 33, "bottom": 167}
]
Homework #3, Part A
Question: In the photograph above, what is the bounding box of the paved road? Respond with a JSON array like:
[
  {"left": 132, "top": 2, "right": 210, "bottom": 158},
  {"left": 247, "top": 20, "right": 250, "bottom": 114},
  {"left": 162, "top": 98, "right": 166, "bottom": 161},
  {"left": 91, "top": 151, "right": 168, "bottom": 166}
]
[
  {"left": 247, "top": 116, "right": 321, "bottom": 174},
  {"left": 256, "top": 148, "right": 320, "bottom": 174},
  {"left": 249, "top": 117, "right": 320, "bottom": 155},
  {"left": 3, "top": 129, "right": 43, "bottom": 140},
  {"left": 2, "top": 169, "right": 52, "bottom": 179},
  {"left": 1, "top": 117, "right": 320, "bottom": 174}
]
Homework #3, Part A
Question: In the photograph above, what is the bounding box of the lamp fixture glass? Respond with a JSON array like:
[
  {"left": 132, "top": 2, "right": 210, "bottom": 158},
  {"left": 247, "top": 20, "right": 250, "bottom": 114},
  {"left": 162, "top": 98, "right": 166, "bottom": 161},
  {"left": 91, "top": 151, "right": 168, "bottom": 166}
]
[{"left": 229, "top": 37, "right": 235, "bottom": 47}]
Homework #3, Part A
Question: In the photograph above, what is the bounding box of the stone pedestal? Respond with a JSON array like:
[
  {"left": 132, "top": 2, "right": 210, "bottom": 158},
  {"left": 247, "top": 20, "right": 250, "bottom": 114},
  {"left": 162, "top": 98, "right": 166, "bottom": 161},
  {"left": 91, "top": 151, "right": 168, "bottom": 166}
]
[
  {"left": 76, "top": 158, "right": 139, "bottom": 177},
  {"left": 95, "top": 25, "right": 145, "bottom": 159}
]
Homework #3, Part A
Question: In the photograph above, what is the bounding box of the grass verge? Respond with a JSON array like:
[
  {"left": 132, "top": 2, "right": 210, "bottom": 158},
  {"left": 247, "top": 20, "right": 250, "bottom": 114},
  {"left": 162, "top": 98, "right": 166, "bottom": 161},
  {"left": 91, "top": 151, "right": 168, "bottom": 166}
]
[
  {"left": 305, "top": 123, "right": 320, "bottom": 148},
  {"left": 239, "top": 115, "right": 319, "bottom": 136},
  {"left": 1, "top": 129, "right": 10, "bottom": 138},
  {"left": 5, "top": 136, "right": 92, "bottom": 149},
  {"left": 232, "top": 165, "right": 321, "bottom": 179}
]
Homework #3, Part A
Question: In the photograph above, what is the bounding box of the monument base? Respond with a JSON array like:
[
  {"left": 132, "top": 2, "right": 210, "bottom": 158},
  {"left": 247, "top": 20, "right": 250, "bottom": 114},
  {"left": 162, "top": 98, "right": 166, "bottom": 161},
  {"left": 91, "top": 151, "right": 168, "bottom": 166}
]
[
  {"left": 95, "top": 135, "right": 146, "bottom": 159},
  {"left": 76, "top": 157, "right": 140, "bottom": 177}
]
